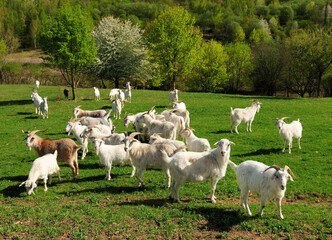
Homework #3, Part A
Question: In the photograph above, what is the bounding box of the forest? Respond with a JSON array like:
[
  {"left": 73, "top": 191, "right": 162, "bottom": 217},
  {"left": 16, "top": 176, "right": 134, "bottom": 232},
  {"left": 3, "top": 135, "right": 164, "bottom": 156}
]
[{"left": 0, "top": 0, "right": 331, "bottom": 97}]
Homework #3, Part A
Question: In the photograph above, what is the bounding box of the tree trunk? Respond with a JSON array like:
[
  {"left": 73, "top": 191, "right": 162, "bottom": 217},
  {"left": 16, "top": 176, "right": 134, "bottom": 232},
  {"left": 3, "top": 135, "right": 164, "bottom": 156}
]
[
  {"left": 115, "top": 77, "right": 119, "bottom": 88},
  {"left": 71, "top": 75, "right": 76, "bottom": 100},
  {"left": 171, "top": 75, "right": 176, "bottom": 90}
]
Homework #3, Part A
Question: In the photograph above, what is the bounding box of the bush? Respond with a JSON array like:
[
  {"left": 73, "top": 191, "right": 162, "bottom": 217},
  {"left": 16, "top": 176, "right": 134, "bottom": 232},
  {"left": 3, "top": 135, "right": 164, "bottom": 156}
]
[{"left": 0, "top": 62, "right": 22, "bottom": 84}]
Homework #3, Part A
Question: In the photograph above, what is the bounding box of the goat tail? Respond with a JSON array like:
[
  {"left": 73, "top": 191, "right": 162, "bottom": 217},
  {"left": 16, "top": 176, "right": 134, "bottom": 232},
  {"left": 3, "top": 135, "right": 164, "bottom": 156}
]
[
  {"left": 160, "top": 149, "right": 172, "bottom": 165},
  {"left": 228, "top": 159, "right": 237, "bottom": 172}
]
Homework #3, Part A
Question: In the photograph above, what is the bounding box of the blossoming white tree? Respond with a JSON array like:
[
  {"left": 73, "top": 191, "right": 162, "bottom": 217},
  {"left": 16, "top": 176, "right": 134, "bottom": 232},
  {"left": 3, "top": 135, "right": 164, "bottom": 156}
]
[{"left": 91, "top": 16, "right": 155, "bottom": 88}]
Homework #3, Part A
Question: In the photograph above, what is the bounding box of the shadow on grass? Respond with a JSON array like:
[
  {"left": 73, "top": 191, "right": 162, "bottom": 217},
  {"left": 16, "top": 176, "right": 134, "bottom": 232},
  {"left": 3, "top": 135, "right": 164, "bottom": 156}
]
[
  {"left": 182, "top": 205, "right": 249, "bottom": 232},
  {"left": 0, "top": 184, "right": 26, "bottom": 198},
  {"left": 101, "top": 106, "right": 111, "bottom": 110},
  {"left": 59, "top": 184, "right": 151, "bottom": 195},
  {"left": 17, "top": 112, "right": 33, "bottom": 115},
  {"left": 210, "top": 130, "right": 230, "bottom": 134},
  {"left": 234, "top": 148, "right": 280, "bottom": 157},
  {"left": 25, "top": 116, "right": 38, "bottom": 119},
  {"left": 78, "top": 163, "right": 102, "bottom": 170},
  {"left": 0, "top": 99, "right": 32, "bottom": 106},
  {"left": 0, "top": 175, "right": 27, "bottom": 182},
  {"left": 154, "top": 105, "right": 167, "bottom": 109}
]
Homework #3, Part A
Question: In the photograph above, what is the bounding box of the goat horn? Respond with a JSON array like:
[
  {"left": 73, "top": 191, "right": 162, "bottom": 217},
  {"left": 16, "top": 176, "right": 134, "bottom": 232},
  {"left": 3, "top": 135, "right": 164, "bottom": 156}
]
[
  {"left": 30, "top": 129, "right": 46, "bottom": 135},
  {"left": 280, "top": 117, "right": 289, "bottom": 121},
  {"left": 262, "top": 165, "right": 281, "bottom": 174},
  {"left": 284, "top": 165, "right": 296, "bottom": 178},
  {"left": 129, "top": 132, "right": 144, "bottom": 139},
  {"left": 21, "top": 130, "right": 30, "bottom": 134}
]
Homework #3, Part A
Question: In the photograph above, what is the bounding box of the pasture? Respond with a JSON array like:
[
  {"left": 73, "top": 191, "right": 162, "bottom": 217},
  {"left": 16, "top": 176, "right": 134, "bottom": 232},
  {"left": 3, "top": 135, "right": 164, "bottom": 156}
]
[{"left": 0, "top": 84, "right": 331, "bottom": 239}]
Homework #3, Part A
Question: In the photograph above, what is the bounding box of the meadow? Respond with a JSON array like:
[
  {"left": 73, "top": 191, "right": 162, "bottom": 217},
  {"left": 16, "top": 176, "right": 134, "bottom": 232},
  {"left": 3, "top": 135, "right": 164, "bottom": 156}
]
[{"left": 0, "top": 84, "right": 331, "bottom": 239}]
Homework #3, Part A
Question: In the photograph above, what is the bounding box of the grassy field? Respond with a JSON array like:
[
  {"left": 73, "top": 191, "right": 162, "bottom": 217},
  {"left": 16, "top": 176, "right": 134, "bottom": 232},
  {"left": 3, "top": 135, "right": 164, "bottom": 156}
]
[{"left": 0, "top": 84, "right": 331, "bottom": 239}]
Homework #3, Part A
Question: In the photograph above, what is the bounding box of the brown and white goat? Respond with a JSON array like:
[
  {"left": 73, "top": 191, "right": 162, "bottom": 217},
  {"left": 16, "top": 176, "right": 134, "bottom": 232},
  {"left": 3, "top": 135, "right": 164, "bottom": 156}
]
[{"left": 22, "top": 130, "right": 81, "bottom": 179}]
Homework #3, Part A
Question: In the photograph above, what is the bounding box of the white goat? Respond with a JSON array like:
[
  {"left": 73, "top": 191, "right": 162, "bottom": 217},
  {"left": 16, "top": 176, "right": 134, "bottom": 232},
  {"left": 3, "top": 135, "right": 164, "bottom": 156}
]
[
  {"left": 230, "top": 100, "right": 262, "bottom": 134},
  {"left": 30, "top": 91, "right": 43, "bottom": 115},
  {"left": 73, "top": 106, "right": 107, "bottom": 119},
  {"left": 109, "top": 88, "right": 120, "bottom": 100},
  {"left": 19, "top": 151, "right": 61, "bottom": 195},
  {"left": 112, "top": 99, "right": 122, "bottom": 119},
  {"left": 169, "top": 89, "right": 178, "bottom": 105},
  {"left": 171, "top": 109, "right": 190, "bottom": 128},
  {"left": 228, "top": 160, "right": 295, "bottom": 219},
  {"left": 161, "top": 110, "right": 185, "bottom": 138},
  {"left": 91, "top": 138, "right": 135, "bottom": 180},
  {"left": 93, "top": 87, "right": 100, "bottom": 101},
  {"left": 65, "top": 119, "right": 89, "bottom": 160},
  {"left": 35, "top": 80, "right": 40, "bottom": 89},
  {"left": 274, "top": 117, "right": 302, "bottom": 154},
  {"left": 40, "top": 97, "right": 48, "bottom": 119},
  {"left": 180, "top": 128, "right": 210, "bottom": 152},
  {"left": 161, "top": 139, "right": 234, "bottom": 203},
  {"left": 172, "top": 101, "right": 186, "bottom": 110},
  {"left": 137, "top": 113, "right": 176, "bottom": 140},
  {"left": 125, "top": 82, "right": 131, "bottom": 103},
  {"left": 80, "top": 125, "right": 125, "bottom": 145},
  {"left": 122, "top": 132, "right": 179, "bottom": 188},
  {"left": 149, "top": 133, "right": 186, "bottom": 151}
]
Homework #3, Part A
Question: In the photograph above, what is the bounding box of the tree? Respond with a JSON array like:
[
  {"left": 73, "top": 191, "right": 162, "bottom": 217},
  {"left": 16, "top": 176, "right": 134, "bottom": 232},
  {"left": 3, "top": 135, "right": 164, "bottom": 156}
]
[
  {"left": 145, "top": 6, "right": 202, "bottom": 90},
  {"left": 189, "top": 40, "right": 228, "bottom": 92},
  {"left": 39, "top": 4, "right": 96, "bottom": 100},
  {"left": 252, "top": 41, "right": 286, "bottom": 96},
  {"left": 90, "top": 16, "right": 155, "bottom": 89},
  {"left": 285, "top": 30, "right": 332, "bottom": 97},
  {"left": 225, "top": 42, "right": 253, "bottom": 93}
]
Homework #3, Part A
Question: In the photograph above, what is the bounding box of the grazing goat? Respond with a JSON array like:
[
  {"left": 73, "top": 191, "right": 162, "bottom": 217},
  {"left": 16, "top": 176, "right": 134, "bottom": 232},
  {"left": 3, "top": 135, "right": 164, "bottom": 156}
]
[
  {"left": 40, "top": 97, "right": 48, "bottom": 119},
  {"left": 169, "top": 89, "right": 178, "bottom": 105},
  {"left": 80, "top": 125, "right": 124, "bottom": 145},
  {"left": 35, "top": 80, "right": 40, "bottom": 89},
  {"left": 65, "top": 119, "right": 89, "bottom": 160},
  {"left": 19, "top": 151, "right": 60, "bottom": 195},
  {"left": 274, "top": 117, "right": 302, "bottom": 154},
  {"left": 136, "top": 113, "right": 176, "bottom": 140},
  {"left": 149, "top": 133, "right": 186, "bottom": 151},
  {"left": 109, "top": 88, "right": 120, "bottom": 100},
  {"left": 230, "top": 100, "right": 262, "bottom": 134},
  {"left": 93, "top": 87, "right": 100, "bottom": 101},
  {"left": 122, "top": 132, "right": 179, "bottom": 188},
  {"left": 91, "top": 138, "right": 135, "bottom": 180},
  {"left": 112, "top": 99, "right": 123, "bottom": 119},
  {"left": 22, "top": 130, "right": 81, "bottom": 179},
  {"left": 228, "top": 160, "right": 295, "bottom": 219},
  {"left": 161, "top": 139, "right": 234, "bottom": 203},
  {"left": 73, "top": 106, "right": 107, "bottom": 119},
  {"left": 180, "top": 128, "right": 210, "bottom": 152},
  {"left": 30, "top": 91, "right": 43, "bottom": 115}
]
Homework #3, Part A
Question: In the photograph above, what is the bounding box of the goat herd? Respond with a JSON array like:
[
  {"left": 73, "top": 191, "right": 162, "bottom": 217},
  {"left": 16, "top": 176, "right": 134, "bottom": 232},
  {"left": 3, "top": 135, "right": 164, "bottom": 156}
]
[{"left": 20, "top": 82, "right": 303, "bottom": 219}]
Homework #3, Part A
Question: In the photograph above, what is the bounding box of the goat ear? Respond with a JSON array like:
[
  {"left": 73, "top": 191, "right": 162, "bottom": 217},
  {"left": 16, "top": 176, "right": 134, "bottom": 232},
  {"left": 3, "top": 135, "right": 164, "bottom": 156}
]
[
  {"left": 213, "top": 141, "right": 220, "bottom": 146},
  {"left": 229, "top": 141, "right": 235, "bottom": 146}
]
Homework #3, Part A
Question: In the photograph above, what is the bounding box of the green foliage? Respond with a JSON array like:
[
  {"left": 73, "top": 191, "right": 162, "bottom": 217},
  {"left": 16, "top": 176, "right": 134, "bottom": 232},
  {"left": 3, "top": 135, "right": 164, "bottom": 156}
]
[
  {"left": 91, "top": 16, "right": 155, "bottom": 89},
  {"left": 252, "top": 41, "right": 286, "bottom": 95},
  {"left": 249, "top": 28, "right": 270, "bottom": 46},
  {"left": 145, "top": 6, "right": 202, "bottom": 90},
  {"left": 39, "top": 3, "right": 96, "bottom": 99},
  {"left": 188, "top": 40, "right": 228, "bottom": 92},
  {"left": 0, "top": 85, "right": 331, "bottom": 238},
  {"left": 279, "top": 5, "right": 295, "bottom": 25},
  {"left": 224, "top": 42, "right": 253, "bottom": 93},
  {"left": 0, "top": 38, "right": 6, "bottom": 63},
  {"left": 285, "top": 30, "right": 332, "bottom": 97}
]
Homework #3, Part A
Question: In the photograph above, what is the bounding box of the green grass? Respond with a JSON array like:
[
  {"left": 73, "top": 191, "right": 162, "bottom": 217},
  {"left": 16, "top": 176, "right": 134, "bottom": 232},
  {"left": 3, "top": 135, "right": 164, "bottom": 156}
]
[{"left": 0, "top": 84, "right": 331, "bottom": 239}]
